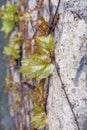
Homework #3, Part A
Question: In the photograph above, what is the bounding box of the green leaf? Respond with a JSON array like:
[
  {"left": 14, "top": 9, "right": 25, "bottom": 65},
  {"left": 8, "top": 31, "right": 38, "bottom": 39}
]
[
  {"left": 36, "top": 64, "right": 54, "bottom": 80},
  {"left": 6, "top": 4, "right": 18, "bottom": 13},
  {"left": 36, "top": 35, "right": 54, "bottom": 54},
  {"left": 20, "top": 54, "right": 54, "bottom": 80},
  {"left": 12, "top": 50, "right": 20, "bottom": 59},
  {"left": 3, "top": 45, "right": 20, "bottom": 59},
  {"left": 1, "top": 20, "right": 15, "bottom": 36},
  {"left": 20, "top": 58, "right": 46, "bottom": 79},
  {"left": 34, "top": 103, "right": 44, "bottom": 113},
  {"left": 30, "top": 54, "right": 51, "bottom": 63},
  {"left": 2, "top": 13, "right": 15, "bottom": 21},
  {"left": 20, "top": 59, "right": 42, "bottom": 72},
  {"left": 3, "top": 46, "right": 13, "bottom": 55},
  {"left": 31, "top": 114, "right": 47, "bottom": 129},
  {"left": 0, "top": 3, "right": 18, "bottom": 37},
  {"left": 28, "top": 63, "right": 45, "bottom": 73},
  {"left": 31, "top": 103, "right": 47, "bottom": 129}
]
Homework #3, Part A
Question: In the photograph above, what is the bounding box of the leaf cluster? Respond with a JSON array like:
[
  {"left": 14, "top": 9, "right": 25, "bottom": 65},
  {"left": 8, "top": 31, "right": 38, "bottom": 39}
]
[
  {"left": 20, "top": 35, "right": 54, "bottom": 129},
  {"left": 0, "top": 4, "right": 18, "bottom": 36},
  {"left": 31, "top": 103, "right": 47, "bottom": 129},
  {"left": 0, "top": 3, "right": 31, "bottom": 37},
  {"left": 3, "top": 32, "right": 22, "bottom": 59},
  {"left": 20, "top": 35, "right": 54, "bottom": 80},
  {"left": 1, "top": 2, "right": 55, "bottom": 130},
  {"left": 30, "top": 81, "right": 47, "bottom": 129}
]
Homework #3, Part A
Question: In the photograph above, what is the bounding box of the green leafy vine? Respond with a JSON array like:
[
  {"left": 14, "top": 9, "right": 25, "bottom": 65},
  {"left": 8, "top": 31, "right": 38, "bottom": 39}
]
[{"left": 0, "top": 0, "right": 80, "bottom": 130}]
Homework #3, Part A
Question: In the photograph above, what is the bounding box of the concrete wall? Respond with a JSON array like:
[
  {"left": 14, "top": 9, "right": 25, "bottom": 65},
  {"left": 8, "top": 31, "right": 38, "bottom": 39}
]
[
  {"left": 1, "top": 0, "right": 87, "bottom": 130},
  {"left": 47, "top": 0, "right": 87, "bottom": 130}
]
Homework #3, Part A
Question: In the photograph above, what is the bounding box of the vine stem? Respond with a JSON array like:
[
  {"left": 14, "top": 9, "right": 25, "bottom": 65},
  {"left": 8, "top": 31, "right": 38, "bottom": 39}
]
[
  {"left": 45, "top": 75, "right": 51, "bottom": 115},
  {"left": 45, "top": 0, "right": 61, "bottom": 112},
  {"left": 48, "top": 0, "right": 61, "bottom": 34}
]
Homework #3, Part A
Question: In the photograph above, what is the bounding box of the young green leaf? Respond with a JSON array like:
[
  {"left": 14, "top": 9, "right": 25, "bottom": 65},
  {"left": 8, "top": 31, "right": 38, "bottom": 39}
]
[
  {"left": 6, "top": 3, "right": 18, "bottom": 13},
  {"left": 36, "top": 34, "right": 54, "bottom": 54},
  {"left": 31, "top": 113, "right": 47, "bottom": 129},
  {"left": 0, "top": 3, "right": 18, "bottom": 36},
  {"left": 30, "top": 54, "right": 51, "bottom": 63},
  {"left": 3, "top": 45, "right": 20, "bottom": 59},
  {"left": 36, "top": 63, "right": 54, "bottom": 80},
  {"left": 3, "top": 32, "right": 21, "bottom": 59},
  {"left": 20, "top": 54, "right": 54, "bottom": 80},
  {"left": 31, "top": 103, "right": 47, "bottom": 129},
  {"left": 1, "top": 21, "right": 15, "bottom": 36}
]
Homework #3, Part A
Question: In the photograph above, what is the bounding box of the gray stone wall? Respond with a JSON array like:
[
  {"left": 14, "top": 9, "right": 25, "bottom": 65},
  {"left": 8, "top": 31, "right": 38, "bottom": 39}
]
[
  {"left": 0, "top": 0, "right": 87, "bottom": 130},
  {"left": 47, "top": 0, "right": 87, "bottom": 130},
  {"left": 24, "top": 0, "right": 87, "bottom": 129}
]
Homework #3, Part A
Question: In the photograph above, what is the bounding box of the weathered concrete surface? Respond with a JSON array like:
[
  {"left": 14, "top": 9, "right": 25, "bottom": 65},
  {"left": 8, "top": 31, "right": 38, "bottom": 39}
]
[
  {"left": 2, "top": 0, "right": 87, "bottom": 130},
  {"left": 25, "top": 0, "right": 87, "bottom": 129},
  {"left": 47, "top": 0, "right": 87, "bottom": 130}
]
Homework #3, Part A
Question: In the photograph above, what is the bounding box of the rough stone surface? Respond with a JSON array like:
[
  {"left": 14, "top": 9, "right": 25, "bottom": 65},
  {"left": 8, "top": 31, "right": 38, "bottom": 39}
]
[
  {"left": 47, "top": 0, "right": 87, "bottom": 130},
  {"left": 1, "top": 0, "right": 87, "bottom": 130}
]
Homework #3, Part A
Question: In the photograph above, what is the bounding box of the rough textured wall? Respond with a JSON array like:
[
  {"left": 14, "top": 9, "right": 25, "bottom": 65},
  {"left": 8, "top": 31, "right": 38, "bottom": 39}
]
[
  {"left": 47, "top": 0, "right": 87, "bottom": 130},
  {"left": 1, "top": 0, "right": 87, "bottom": 130}
]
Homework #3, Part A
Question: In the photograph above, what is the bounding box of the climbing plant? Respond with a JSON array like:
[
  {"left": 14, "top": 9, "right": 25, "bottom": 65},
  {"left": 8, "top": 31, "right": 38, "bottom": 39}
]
[{"left": 0, "top": 0, "right": 80, "bottom": 130}]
